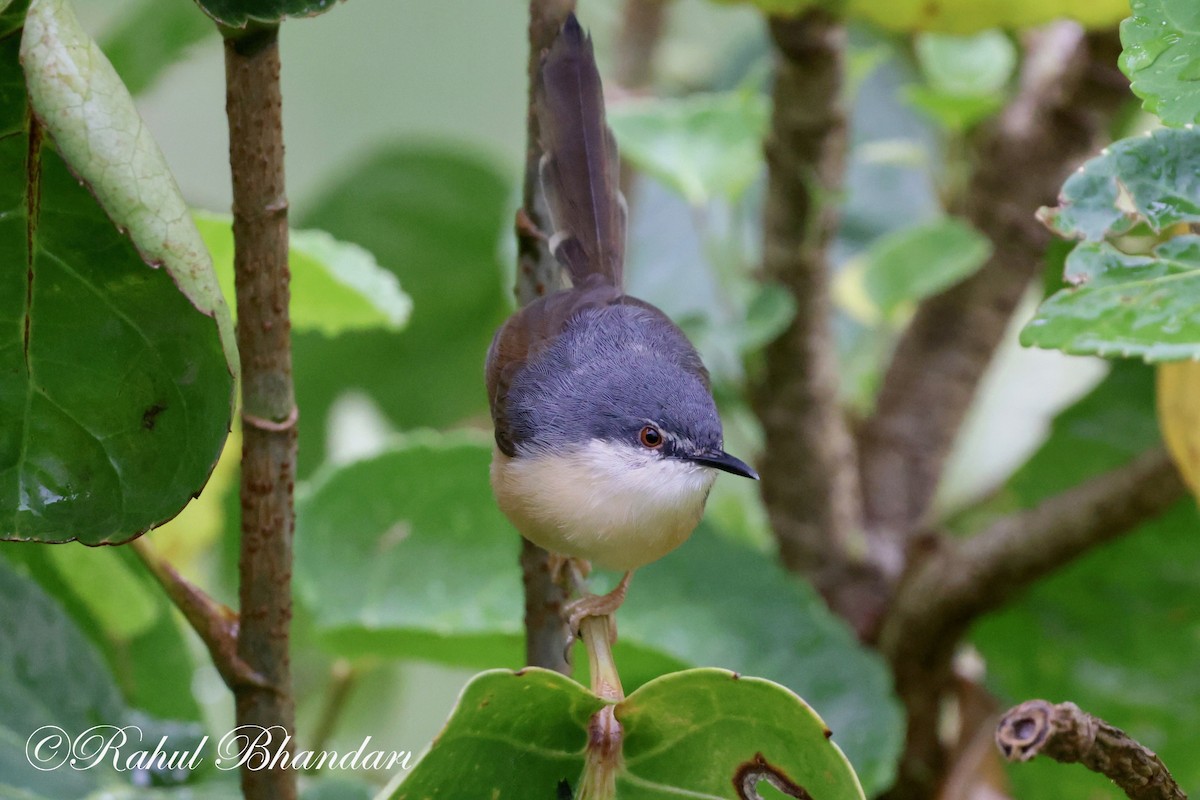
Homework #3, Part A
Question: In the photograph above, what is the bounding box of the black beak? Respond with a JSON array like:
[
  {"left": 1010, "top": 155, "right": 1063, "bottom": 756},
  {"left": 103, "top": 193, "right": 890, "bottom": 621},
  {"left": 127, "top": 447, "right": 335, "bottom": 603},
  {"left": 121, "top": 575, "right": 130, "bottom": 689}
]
[{"left": 687, "top": 451, "right": 760, "bottom": 480}]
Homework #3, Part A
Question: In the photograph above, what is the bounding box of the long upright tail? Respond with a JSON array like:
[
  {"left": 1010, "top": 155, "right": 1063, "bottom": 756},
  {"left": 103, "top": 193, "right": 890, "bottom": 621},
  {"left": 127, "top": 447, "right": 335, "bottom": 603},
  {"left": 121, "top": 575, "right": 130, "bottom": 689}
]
[{"left": 535, "top": 13, "right": 626, "bottom": 288}]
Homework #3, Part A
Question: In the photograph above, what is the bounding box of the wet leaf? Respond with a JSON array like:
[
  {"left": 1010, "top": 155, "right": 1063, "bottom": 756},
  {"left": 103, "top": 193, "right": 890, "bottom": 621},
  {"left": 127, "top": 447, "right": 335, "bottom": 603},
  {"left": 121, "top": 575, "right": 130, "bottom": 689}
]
[
  {"left": 1037, "top": 128, "right": 1200, "bottom": 242},
  {"left": 195, "top": 211, "right": 411, "bottom": 336},
  {"left": 391, "top": 669, "right": 864, "bottom": 800},
  {"left": 2, "top": 0, "right": 234, "bottom": 543},
  {"left": 1120, "top": 0, "right": 1200, "bottom": 126},
  {"left": 1021, "top": 237, "right": 1200, "bottom": 361}
]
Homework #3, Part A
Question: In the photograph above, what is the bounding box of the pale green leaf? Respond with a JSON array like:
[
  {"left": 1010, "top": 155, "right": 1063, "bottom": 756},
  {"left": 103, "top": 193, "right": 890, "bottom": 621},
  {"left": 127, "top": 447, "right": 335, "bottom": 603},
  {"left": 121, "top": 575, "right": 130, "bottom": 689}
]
[
  {"left": 195, "top": 211, "right": 411, "bottom": 336},
  {"left": 1120, "top": 0, "right": 1200, "bottom": 126},
  {"left": 610, "top": 91, "right": 769, "bottom": 205}
]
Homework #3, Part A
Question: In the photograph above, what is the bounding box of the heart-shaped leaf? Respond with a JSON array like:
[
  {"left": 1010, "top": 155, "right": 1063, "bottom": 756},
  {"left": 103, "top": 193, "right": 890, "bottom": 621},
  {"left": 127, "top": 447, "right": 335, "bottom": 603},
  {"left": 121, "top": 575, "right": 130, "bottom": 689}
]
[
  {"left": 2, "top": 0, "right": 235, "bottom": 543},
  {"left": 391, "top": 668, "right": 864, "bottom": 800}
]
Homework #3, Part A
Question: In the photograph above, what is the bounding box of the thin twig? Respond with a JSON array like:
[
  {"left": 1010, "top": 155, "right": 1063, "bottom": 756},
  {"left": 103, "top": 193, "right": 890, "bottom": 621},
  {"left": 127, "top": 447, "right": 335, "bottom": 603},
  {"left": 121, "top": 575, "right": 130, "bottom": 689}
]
[
  {"left": 878, "top": 448, "right": 1185, "bottom": 799},
  {"left": 996, "top": 700, "right": 1186, "bottom": 800},
  {"left": 857, "top": 26, "right": 1129, "bottom": 542},
  {"left": 225, "top": 24, "right": 298, "bottom": 800},
  {"left": 752, "top": 10, "right": 879, "bottom": 637},
  {"left": 130, "top": 538, "right": 268, "bottom": 690}
]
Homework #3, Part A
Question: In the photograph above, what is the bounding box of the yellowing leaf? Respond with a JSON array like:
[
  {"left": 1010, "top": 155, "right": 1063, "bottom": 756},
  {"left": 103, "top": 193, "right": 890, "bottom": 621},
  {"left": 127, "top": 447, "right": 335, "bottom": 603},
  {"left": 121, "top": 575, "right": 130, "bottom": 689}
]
[
  {"left": 717, "top": 0, "right": 1127, "bottom": 34},
  {"left": 1157, "top": 361, "right": 1200, "bottom": 496}
]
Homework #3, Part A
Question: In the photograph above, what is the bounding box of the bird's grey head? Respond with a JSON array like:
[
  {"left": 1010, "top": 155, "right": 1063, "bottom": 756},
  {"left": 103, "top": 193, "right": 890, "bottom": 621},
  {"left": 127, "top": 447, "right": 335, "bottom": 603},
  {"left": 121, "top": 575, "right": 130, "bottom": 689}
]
[{"left": 506, "top": 307, "right": 758, "bottom": 480}]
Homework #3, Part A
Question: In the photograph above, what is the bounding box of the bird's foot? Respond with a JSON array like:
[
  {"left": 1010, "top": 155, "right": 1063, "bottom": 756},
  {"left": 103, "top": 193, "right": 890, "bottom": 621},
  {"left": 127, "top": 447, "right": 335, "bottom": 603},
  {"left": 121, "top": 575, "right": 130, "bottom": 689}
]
[{"left": 564, "top": 571, "right": 632, "bottom": 652}]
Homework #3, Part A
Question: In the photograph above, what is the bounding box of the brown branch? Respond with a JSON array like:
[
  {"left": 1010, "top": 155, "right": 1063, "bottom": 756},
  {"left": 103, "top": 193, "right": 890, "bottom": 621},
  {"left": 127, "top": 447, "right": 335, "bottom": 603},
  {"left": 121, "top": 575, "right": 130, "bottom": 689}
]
[
  {"left": 879, "top": 449, "right": 1186, "bottom": 799},
  {"left": 225, "top": 25, "right": 298, "bottom": 800},
  {"left": 996, "top": 700, "right": 1186, "bottom": 800},
  {"left": 613, "top": 0, "right": 668, "bottom": 93},
  {"left": 857, "top": 25, "right": 1130, "bottom": 541},
  {"left": 131, "top": 538, "right": 268, "bottom": 691},
  {"left": 751, "top": 10, "right": 880, "bottom": 637},
  {"left": 517, "top": 0, "right": 574, "bottom": 673}
]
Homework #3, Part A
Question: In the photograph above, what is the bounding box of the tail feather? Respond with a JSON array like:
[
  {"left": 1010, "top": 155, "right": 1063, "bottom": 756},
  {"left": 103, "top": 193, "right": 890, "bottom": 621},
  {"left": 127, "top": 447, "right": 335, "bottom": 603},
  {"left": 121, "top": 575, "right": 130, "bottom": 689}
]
[{"left": 535, "top": 13, "right": 626, "bottom": 288}]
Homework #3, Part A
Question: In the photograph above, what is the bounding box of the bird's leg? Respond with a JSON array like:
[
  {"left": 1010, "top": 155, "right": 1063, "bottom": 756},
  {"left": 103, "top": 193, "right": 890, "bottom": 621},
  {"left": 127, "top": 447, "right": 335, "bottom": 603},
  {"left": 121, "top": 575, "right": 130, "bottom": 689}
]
[{"left": 565, "top": 570, "right": 633, "bottom": 647}]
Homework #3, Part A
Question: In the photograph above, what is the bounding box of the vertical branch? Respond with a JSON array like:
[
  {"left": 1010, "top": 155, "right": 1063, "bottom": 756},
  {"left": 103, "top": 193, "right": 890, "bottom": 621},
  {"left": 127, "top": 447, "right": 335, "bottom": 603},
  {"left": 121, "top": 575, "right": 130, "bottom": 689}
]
[
  {"left": 613, "top": 0, "right": 668, "bottom": 93},
  {"left": 857, "top": 27, "right": 1129, "bottom": 540},
  {"left": 225, "top": 25, "right": 298, "bottom": 800},
  {"left": 518, "top": 0, "right": 574, "bottom": 673},
  {"left": 752, "top": 11, "right": 881, "bottom": 636}
]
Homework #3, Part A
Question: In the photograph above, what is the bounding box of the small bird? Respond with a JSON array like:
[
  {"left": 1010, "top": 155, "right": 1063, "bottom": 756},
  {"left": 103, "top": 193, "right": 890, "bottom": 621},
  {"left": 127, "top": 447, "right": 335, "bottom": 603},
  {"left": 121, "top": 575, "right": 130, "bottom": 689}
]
[{"left": 487, "top": 14, "right": 758, "bottom": 626}]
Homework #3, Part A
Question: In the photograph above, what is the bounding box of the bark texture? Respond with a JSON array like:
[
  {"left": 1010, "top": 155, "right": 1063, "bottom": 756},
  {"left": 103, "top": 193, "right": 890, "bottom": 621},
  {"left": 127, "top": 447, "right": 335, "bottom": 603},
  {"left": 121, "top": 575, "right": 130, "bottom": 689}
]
[
  {"left": 997, "top": 700, "right": 1186, "bottom": 800},
  {"left": 226, "top": 27, "right": 298, "bottom": 800},
  {"left": 753, "top": 11, "right": 883, "bottom": 638}
]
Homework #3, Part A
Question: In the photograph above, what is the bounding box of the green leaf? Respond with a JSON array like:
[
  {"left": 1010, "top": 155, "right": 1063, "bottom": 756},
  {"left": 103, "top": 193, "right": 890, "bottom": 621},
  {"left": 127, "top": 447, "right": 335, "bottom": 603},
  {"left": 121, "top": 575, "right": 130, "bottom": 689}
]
[
  {"left": 2, "top": 0, "right": 235, "bottom": 543},
  {"left": 0, "top": 557, "right": 206, "bottom": 798},
  {"left": 1021, "top": 237, "right": 1200, "bottom": 361},
  {"left": 903, "top": 87, "right": 1003, "bottom": 132},
  {"left": 99, "top": 0, "right": 215, "bottom": 96},
  {"left": 294, "top": 435, "right": 903, "bottom": 794},
  {"left": 915, "top": 30, "right": 1016, "bottom": 97},
  {"left": 835, "top": 218, "right": 992, "bottom": 324},
  {"left": 0, "top": 542, "right": 203, "bottom": 720},
  {"left": 194, "top": 211, "right": 412, "bottom": 336},
  {"left": 610, "top": 91, "right": 769, "bottom": 205},
  {"left": 393, "top": 668, "right": 864, "bottom": 800},
  {"left": 712, "top": 0, "right": 1128, "bottom": 34},
  {"left": 292, "top": 146, "right": 510, "bottom": 476},
  {"left": 1037, "top": 128, "right": 1200, "bottom": 242},
  {"left": 192, "top": 0, "right": 344, "bottom": 28},
  {"left": 0, "top": 558, "right": 121, "bottom": 799},
  {"left": 966, "top": 363, "right": 1200, "bottom": 798},
  {"left": 1120, "top": 0, "right": 1200, "bottom": 126}
]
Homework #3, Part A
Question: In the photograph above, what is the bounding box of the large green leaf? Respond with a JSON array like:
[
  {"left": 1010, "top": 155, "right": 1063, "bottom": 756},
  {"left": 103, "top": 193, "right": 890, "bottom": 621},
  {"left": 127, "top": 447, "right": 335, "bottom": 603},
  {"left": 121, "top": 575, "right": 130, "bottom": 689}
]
[
  {"left": 293, "top": 435, "right": 903, "bottom": 793},
  {"left": 2, "top": 0, "right": 235, "bottom": 543},
  {"left": 1021, "top": 237, "right": 1200, "bottom": 361},
  {"left": 835, "top": 217, "right": 992, "bottom": 324},
  {"left": 0, "top": 557, "right": 205, "bottom": 799},
  {"left": 1037, "top": 128, "right": 1200, "bottom": 242},
  {"left": 291, "top": 146, "right": 510, "bottom": 476},
  {"left": 714, "top": 0, "right": 1127, "bottom": 34},
  {"left": 192, "top": 0, "right": 344, "bottom": 28},
  {"left": 610, "top": 91, "right": 769, "bottom": 205},
  {"left": 195, "top": 211, "right": 412, "bottom": 336},
  {"left": 1023, "top": 127, "right": 1200, "bottom": 361},
  {"left": 0, "top": 542, "right": 203, "bottom": 720},
  {"left": 1120, "top": 0, "right": 1200, "bottom": 126},
  {"left": 391, "top": 668, "right": 864, "bottom": 800},
  {"left": 99, "top": 0, "right": 215, "bottom": 96},
  {"left": 962, "top": 363, "right": 1200, "bottom": 798}
]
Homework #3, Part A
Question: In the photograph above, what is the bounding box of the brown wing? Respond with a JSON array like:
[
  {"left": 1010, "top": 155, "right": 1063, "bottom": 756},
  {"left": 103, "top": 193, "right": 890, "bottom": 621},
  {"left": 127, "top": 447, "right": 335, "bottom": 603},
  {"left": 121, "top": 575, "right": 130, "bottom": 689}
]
[{"left": 486, "top": 278, "right": 622, "bottom": 455}]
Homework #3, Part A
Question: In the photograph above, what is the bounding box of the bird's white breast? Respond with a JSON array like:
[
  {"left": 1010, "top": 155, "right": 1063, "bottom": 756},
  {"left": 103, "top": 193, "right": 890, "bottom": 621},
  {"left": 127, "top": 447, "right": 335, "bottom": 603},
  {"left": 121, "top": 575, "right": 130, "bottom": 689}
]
[{"left": 491, "top": 441, "right": 716, "bottom": 571}]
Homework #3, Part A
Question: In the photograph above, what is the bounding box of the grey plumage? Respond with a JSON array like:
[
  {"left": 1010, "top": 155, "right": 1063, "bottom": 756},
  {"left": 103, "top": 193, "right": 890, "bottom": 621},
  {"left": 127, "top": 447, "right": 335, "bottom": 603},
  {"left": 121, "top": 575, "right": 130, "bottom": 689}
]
[{"left": 535, "top": 13, "right": 625, "bottom": 288}]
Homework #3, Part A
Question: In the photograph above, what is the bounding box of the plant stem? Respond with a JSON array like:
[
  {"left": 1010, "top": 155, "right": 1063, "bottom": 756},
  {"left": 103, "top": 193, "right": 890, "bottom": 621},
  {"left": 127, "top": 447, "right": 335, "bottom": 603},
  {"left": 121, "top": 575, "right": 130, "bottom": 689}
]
[
  {"left": 577, "top": 615, "right": 623, "bottom": 800},
  {"left": 517, "top": 0, "right": 576, "bottom": 673},
  {"left": 225, "top": 24, "right": 298, "bottom": 800}
]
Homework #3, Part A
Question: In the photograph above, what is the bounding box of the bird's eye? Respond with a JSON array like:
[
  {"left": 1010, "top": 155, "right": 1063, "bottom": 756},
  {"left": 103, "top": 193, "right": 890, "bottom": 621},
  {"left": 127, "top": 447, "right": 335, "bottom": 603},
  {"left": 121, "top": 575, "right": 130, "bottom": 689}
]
[{"left": 639, "top": 425, "right": 664, "bottom": 448}]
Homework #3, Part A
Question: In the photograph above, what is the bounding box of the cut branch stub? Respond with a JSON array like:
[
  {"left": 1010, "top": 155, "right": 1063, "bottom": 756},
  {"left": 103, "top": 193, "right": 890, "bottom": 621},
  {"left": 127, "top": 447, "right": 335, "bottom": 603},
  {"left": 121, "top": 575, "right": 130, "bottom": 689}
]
[{"left": 996, "top": 699, "right": 1187, "bottom": 800}]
